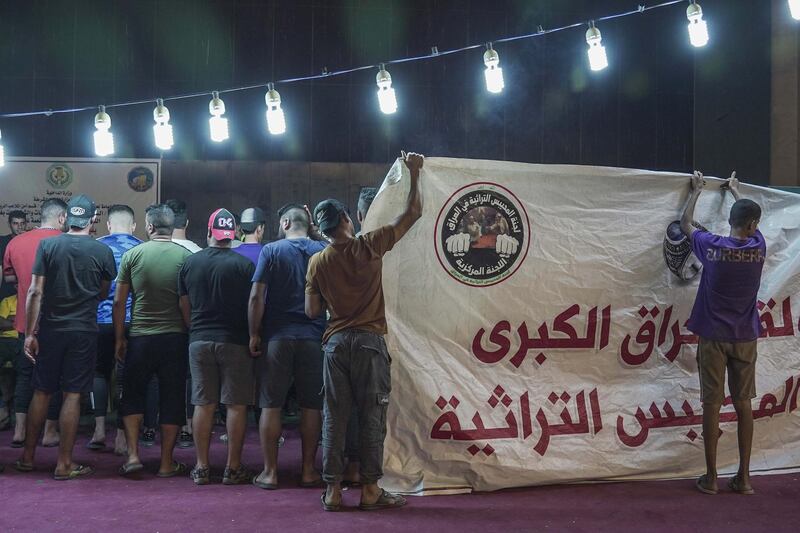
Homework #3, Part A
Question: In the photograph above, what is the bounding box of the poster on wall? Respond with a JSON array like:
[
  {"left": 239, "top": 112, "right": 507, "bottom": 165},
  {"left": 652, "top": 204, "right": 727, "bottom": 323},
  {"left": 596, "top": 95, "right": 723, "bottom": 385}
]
[
  {"left": 0, "top": 157, "right": 160, "bottom": 240},
  {"left": 363, "top": 157, "right": 800, "bottom": 495}
]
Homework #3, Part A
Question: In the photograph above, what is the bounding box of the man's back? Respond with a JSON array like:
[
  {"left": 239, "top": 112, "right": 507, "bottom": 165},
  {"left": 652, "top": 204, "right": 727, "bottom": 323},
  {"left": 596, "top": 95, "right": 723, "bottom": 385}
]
[
  {"left": 258, "top": 238, "right": 326, "bottom": 340},
  {"left": 118, "top": 240, "right": 191, "bottom": 336},
  {"left": 687, "top": 230, "right": 766, "bottom": 342},
  {"left": 179, "top": 247, "right": 254, "bottom": 345},
  {"left": 3, "top": 228, "right": 62, "bottom": 332},
  {"left": 306, "top": 226, "right": 395, "bottom": 343},
  {"left": 33, "top": 234, "right": 116, "bottom": 333},
  {"left": 97, "top": 233, "right": 142, "bottom": 324}
]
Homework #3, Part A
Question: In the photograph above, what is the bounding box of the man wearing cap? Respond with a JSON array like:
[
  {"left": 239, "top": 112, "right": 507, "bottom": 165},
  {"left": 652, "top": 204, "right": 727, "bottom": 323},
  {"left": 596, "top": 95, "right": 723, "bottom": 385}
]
[
  {"left": 4, "top": 199, "right": 67, "bottom": 448},
  {"left": 248, "top": 204, "right": 326, "bottom": 489},
  {"left": 115, "top": 204, "right": 192, "bottom": 477},
  {"left": 178, "top": 209, "right": 256, "bottom": 485},
  {"left": 233, "top": 207, "right": 267, "bottom": 265},
  {"left": 305, "top": 151, "right": 424, "bottom": 511},
  {"left": 16, "top": 194, "right": 116, "bottom": 479}
]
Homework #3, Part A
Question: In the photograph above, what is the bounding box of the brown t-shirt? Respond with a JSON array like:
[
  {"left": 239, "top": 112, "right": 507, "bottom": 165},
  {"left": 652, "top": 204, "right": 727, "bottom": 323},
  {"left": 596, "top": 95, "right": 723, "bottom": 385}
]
[{"left": 305, "top": 225, "right": 396, "bottom": 343}]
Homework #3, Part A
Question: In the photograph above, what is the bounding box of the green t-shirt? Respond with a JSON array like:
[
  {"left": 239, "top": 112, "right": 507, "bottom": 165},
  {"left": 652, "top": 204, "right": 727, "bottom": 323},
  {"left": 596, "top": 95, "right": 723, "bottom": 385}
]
[{"left": 117, "top": 240, "right": 192, "bottom": 336}]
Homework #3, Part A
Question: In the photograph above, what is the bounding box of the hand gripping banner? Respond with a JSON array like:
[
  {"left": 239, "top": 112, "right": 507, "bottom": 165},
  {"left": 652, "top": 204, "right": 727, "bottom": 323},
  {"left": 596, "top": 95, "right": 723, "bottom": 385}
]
[{"left": 362, "top": 158, "right": 800, "bottom": 494}]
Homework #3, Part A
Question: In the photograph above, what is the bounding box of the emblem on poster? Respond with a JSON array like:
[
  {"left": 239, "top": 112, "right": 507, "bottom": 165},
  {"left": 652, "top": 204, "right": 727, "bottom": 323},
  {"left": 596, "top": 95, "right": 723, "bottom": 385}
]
[
  {"left": 127, "top": 166, "right": 154, "bottom": 192},
  {"left": 435, "top": 182, "right": 530, "bottom": 287},
  {"left": 46, "top": 164, "right": 73, "bottom": 189}
]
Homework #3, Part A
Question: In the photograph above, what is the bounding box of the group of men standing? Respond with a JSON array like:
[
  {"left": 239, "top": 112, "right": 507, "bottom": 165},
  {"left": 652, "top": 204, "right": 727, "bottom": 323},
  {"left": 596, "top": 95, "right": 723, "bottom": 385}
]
[{"left": 0, "top": 151, "right": 424, "bottom": 511}]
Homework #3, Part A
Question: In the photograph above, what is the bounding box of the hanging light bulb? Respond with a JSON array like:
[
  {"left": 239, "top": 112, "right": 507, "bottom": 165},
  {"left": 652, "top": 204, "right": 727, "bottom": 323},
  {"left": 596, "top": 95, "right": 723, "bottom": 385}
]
[
  {"left": 376, "top": 64, "right": 397, "bottom": 114},
  {"left": 208, "top": 91, "right": 229, "bottom": 142},
  {"left": 686, "top": 2, "right": 709, "bottom": 48},
  {"left": 483, "top": 44, "right": 504, "bottom": 94},
  {"left": 790, "top": 0, "right": 800, "bottom": 20},
  {"left": 0, "top": 129, "right": 5, "bottom": 167},
  {"left": 265, "top": 83, "right": 286, "bottom": 135},
  {"left": 93, "top": 105, "right": 114, "bottom": 156},
  {"left": 585, "top": 23, "right": 609, "bottom": 72},
  {"left": 152, "top": 99, "right": 174, "bottom": 150}
]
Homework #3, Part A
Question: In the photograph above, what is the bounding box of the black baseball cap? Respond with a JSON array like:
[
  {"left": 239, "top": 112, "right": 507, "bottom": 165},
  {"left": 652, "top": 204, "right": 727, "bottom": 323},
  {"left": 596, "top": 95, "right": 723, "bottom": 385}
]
[
  {"left": 314, "top": 199, "right": 348, "bottom": 234},
  {"left": 240, "top": 207, "right": 266, "bottom": 232},
  {"left": 66, "top": 194, "right": 96, "bottom": 229}
]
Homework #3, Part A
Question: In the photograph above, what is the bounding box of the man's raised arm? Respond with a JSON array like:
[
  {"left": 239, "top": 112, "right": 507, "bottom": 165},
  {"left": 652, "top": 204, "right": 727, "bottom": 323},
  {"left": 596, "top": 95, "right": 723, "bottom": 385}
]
[
  {"left": 389, "top": 151, "right": 425, "bottom": 243},
  {"left": 681, "top": 171, "right": 706, "bottom": 240}
]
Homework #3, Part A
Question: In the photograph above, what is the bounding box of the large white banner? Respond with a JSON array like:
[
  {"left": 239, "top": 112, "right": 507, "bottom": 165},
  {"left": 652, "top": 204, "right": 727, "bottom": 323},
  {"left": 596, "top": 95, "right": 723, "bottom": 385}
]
[
  {"left": 362, "top": 158, "right": 800, "bottom": 494},
  {"left": 0, "top": 158, "right": 159, "bottom": 240}
]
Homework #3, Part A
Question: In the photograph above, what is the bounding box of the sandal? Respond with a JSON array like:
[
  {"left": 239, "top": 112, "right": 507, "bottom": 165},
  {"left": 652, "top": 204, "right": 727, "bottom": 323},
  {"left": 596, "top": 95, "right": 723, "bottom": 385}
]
[
  {"left": 695, "top": 475, "right": 718, "bottom": 495},
  {"left": 156, "top": 461, "right": 188, "bottom": 478},
  {"left": 190, "top": 466, "right": 210, "bottom": 486},
  {"left": 728, "top": 475, "right": 755, "bottom": 495},
  {"left": 118, "top": 462, "right": 144, "bottom": 476},
  {"left": 252, "top": 473, "right": 278, "bottom": 490},
  {"left": 53, "top": 464, "right": 94, "bottom": 481},
  {"left": 86, "top": 440, "right": 106, "bottom": 451},
  {"left": 14, "top": 459, "right": 33, "bottom": 472},
  {"left": 359, "top": 488, "right": 407, "bottom": 511},
  {"left": 321, "top": 490, "right": 341, "bottom": 512},
  {"left": 10, "top": 439, "right": 24, "bottom": 449}
]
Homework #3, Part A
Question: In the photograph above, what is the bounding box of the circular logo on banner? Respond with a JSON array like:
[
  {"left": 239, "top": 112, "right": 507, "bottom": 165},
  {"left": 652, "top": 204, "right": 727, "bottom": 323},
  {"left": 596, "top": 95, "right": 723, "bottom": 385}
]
[
  {"left": 46, "top": 164, "right": 73, "bottom": 189},
  {"left": 434, "top": 182, "right": 530, "bottom": 287},
  {"left": 127, "top": 166, "right": 154, "bottom": 192}
]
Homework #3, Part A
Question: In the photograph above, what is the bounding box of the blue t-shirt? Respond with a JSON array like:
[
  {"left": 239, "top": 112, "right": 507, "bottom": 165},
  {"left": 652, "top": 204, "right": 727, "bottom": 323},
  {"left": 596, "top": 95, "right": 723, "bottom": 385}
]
[
  {"left": 686, "top": 230, "right": 766, "bottom": 342},
  {"left": 253, "top": 238, "right": 327, "bottom": 340},
  {"left": 96, "top": 233, "right": 143, "bottom": 324},
  {"left": 232, "top": 243, "right": 263, "bottom": 266}
]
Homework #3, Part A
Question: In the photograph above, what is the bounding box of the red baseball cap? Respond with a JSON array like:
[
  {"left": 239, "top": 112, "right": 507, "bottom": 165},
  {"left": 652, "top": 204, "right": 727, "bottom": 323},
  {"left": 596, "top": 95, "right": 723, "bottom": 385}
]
[{"left": 208, "top": 208, "right": 236, "bottom": 241}]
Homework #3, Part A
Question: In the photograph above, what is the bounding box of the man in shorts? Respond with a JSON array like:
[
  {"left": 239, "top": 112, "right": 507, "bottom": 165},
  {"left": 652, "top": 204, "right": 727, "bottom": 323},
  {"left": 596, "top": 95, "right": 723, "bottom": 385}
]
[
  {"left": 17, "top": 194, "right": 116, "bottom": 479},
  {"left": 305, "top": 151, "right": 424, "bottom": 511},
  {"left": 115, "top": 204, "right": 192, "bottom": 477},
  {"left": 681, "top": 172, "right": 765, "bottom": 496},
  {"left": 179, "top": 208, "right": 256, "bottom": 485}
]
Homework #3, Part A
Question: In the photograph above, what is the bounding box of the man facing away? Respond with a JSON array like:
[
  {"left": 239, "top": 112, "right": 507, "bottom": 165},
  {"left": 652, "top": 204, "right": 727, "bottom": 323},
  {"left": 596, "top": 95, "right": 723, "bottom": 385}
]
[
  {"left": 115, "top": 204, "right": 192, "bottom": 477},
  {"left": 165, "top": 198, "right": 201, "bottom": 448},
  {"left": 681, "top": 172, "right": 765, "bottom": 496},
  {"left": 179, "top": 208, "right": 256, "bottom": 485},
  {"left": 3, "top": 199, "right": 67, "bottom": 447},
  {"left": 90, "top": 205, "right": 142, "bottom": 454},
  {"left": 17, "top": 194, "right": 116, "bottom": 479},
  {"left": 305, "top": 152, "right": 424, "bottom": 511},
  {"left": 233, "top": 207, "right": 267, "bottom": 265},
  {"left": 249, "top": 204, "right": 326, "bottom": 489}
]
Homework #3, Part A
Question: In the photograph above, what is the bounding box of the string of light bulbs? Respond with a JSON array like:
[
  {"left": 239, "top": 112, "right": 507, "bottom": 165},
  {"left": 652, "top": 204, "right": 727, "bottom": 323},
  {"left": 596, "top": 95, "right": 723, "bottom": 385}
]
[{"left": 0, "top": 0, "right": 793, "bottom": 165}]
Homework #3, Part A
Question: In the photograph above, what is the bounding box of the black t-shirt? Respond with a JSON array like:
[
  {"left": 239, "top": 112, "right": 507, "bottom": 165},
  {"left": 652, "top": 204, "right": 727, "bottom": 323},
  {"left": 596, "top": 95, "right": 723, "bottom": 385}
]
[
  {"left": 32, "top": 234, "right": 117, "bottom": 333},
  {"left": 178, "top": 247, "right": 255, "bottom": 345}
]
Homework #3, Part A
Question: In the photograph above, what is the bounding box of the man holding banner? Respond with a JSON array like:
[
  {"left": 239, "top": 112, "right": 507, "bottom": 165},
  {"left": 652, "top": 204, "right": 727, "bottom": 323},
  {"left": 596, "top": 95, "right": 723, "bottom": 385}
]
[
  {"left": 681, "top": 172, "right": 765, "bottom": 496},
  {"left": 306, "top": 151, "right": 423, "bottom": 512}
]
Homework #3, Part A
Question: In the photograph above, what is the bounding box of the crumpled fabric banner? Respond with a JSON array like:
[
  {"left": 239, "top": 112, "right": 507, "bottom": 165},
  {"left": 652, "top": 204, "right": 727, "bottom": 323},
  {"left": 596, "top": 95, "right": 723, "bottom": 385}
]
[{"left": 361, "top": 157, "right": 800, "bottom": 495}]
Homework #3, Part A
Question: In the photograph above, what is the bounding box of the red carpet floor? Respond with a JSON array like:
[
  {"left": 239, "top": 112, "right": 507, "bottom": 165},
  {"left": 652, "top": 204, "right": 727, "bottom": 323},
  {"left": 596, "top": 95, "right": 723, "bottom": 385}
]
[{"left": 1, "top": 426, "right": 798, "bottom": 532}]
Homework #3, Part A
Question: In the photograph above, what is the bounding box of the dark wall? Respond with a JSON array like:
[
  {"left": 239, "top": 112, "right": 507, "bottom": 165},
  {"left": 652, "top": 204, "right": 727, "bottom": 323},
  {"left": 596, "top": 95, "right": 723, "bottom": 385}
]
[{"left": 0, "top": 0, "right": 771, "bottom": 179}]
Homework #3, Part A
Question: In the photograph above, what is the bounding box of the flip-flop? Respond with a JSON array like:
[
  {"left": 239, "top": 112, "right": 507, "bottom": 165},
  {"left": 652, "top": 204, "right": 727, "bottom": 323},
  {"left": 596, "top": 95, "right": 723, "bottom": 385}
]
[
  {"left": 156, "top": 461, "right": 188, "bottom": 478},
  {"left": 321, "top": 491, "right": 341, "bottom": 512},
  {"left": 252, "top": 475, "right": 278, "bottom": 490},
  {"left": 10, "top": 439, "right": 24, "bottom": 448},
  {"left": 86, "top": 440, "right": 106, "bottom": 451},
  {"left": 42, "top": 441, "right": 60, "bottom": 448},
  {"left": 359, "top": 488, "right": 407, "bottom": 511},
  {"left": 14, "top": 460, "right": 33, "bottom": 472},
  {"left": 728, "top": 475, "right": 755, "bottom": 495},
  {"left": 118, "top": 462, "right": 144, "bottom": 476},
  {"left": 53, "top": 464, "right": 94, "bottom": 481},
  {"left": 695, "top": 475, "right": 718, "bottom": 495}
]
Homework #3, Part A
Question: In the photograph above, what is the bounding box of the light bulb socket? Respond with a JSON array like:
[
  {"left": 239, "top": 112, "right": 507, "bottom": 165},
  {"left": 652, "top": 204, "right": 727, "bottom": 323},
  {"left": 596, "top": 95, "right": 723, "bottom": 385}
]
[
  {"left": 153, "top": 99, "right": 170, "bottom": 122},
  {"left": 483, "top": 47, "right": 500, "bottom": 67},
  {"left": 376, "top": 65, "right": 392, "bottom": 87},
  {"left": 586, "top": 26, "right": 602, "bottom": 43},
  {"left": 687, "top": 2, "right": 703, "bottom": 20},
  {"left": 95, "top": 106, "right": 111, "bottom": 128},
  {"left": 209, "top": 92, "right": 225, "bottom": 115},
  {"left": 266, "top": 85, "right": 281, "bottom": 105}
]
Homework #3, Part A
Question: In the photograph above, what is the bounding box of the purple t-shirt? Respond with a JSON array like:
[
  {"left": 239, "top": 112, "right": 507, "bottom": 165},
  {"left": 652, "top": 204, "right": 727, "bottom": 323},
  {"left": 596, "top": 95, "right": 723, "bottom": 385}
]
[
  {"left": 686, "top": 230, "right": 766, "bottom": 342},
  {"left": 232, "top": 243, "right": 263, "bottom": 266}
]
